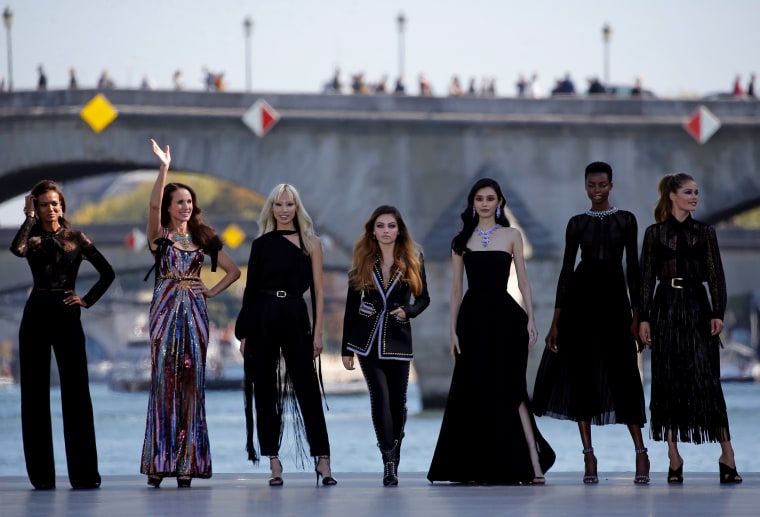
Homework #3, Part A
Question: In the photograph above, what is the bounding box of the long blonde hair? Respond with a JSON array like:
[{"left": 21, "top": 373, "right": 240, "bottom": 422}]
[
  {"left": 654, "top": 173, "right": 694, "bottom": 223},
  {"left": 258, "top": 183, "right": 316, "bottom": 255},
  {"left": 348, "top": 205, "right": 424, "bottom": 296}
]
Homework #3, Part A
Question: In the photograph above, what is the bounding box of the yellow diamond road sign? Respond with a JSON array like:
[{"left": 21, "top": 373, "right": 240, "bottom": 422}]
[
  {"left": 80, "top": 94, "right": 118, "bottom": 133},
  {"left": 222, "top": 224, "right": 246, "bottom": 249}
]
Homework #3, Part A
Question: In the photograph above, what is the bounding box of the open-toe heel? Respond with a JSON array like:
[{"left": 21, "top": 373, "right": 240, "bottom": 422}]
[
  {"left": 315, "top": 456, "right": 338, "bottom": 486},
  {"left": 719, "top": 462, "right": 742, "bottom": 484},
  {"left": 582, "top": 447, "right": 598, "bottom": 484},
  {"left": 147, "top": 476, "right": 162, "bottom": 488},
  {"left": 269, "top": 456, "right": 284, "bottom": 487},
  {"left": 634, "top": 447, "right": 650, "bottom": 485},
  {"left": 667, "top": 460, "right": 684, "bottom": 484}
]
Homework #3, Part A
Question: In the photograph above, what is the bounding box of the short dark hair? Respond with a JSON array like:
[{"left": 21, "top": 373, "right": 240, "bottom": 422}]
[{"left": 584, "top": 161, "right": 613, "bottom": 180}]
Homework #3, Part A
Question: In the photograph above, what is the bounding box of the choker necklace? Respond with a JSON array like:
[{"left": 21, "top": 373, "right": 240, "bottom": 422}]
[
  {"left": 586, "top": 206, "right": 618, "bottom": 219},
  {"left": 474, "top": 224, "right": 501, "bottom": 247},
  {"left": 172, "top": 230, "right": 192, "bottom": 249}
]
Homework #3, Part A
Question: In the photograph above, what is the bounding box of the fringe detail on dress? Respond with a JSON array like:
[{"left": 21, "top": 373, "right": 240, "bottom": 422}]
[
  {"left": 244, "top": 379, "right": 258, "bottom": 464},
  {"left": 280, "top": 356, "right": 311, "bottom": 469},
  {"left": 649, "top": 285, "right": 730, "bottom": 444}
]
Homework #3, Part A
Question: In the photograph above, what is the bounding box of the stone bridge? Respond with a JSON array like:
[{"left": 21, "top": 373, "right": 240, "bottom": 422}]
[{"left": 2, "top": 90, "right": 759, "bottom": 406}]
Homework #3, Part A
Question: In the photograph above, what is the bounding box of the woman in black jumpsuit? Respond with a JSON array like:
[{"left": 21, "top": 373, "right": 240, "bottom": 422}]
[
  {"left": 235, "top": 183, "right": 336, "bottom": 487},
  {"left": 10, "top": 180, "right": 115, "bottom": 490}
]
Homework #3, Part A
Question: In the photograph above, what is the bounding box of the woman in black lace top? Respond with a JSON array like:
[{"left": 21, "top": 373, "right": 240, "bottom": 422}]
[
  {"left": 639, "top": 173, "right": 741, "bottom": 484},
  {"left": 10, "top": 180, "right": 115, "bottom": 490}
]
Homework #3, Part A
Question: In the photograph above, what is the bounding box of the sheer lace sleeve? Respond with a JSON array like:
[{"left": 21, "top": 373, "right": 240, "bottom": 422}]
[
  {"left": 639, "top": 224, "right": 657, "bottom": 323},
  {"left": 624, "top": 212, "right": 640, "bottom": 309},
  {"left": 704, "top": 225, "right": 727, "bottom": 320},
  {"left": 78, "top": 231, "right": 116, "bottom": 308},
  {"left": 554, "top": 217, "right": 580, "bottom": 309},
  {"left": 9, "top": 217, "right": 37, "bottom": 257}
]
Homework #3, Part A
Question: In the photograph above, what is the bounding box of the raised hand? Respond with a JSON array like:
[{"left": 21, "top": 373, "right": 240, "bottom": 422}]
[{"left": 150, "top": 138, "right": 171, "bottom": 168}]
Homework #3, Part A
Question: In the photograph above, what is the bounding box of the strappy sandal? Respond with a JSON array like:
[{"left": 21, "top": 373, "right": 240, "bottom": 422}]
[
  {"left": 719, "top": 462, "right": 742, "bottom": 484},
  {"left": 269, "top": 456, "right": 284, "bottom": 487},
  {"left": 634, "top": 447, "right": 650, "bottom": 485},
  {"left": 582, "top": 447, "right": 598, "bottom": 484}
]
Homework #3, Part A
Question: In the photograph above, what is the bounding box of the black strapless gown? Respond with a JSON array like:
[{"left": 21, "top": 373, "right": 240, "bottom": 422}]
[{"left": 427, "top": 251, "right": 555, "bottom": 484}]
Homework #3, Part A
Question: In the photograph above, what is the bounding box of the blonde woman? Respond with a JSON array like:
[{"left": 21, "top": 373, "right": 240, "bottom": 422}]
[{"left": 235, "top": 184, "right": 336, "bottom": 487}]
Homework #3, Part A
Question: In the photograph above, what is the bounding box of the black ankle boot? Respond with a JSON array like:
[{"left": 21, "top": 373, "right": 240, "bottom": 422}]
[{"left": 379, "top": 441, "right": 399, "bottom": 486}]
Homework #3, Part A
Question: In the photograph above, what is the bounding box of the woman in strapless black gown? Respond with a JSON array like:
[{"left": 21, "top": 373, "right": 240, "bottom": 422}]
[{"left": 427, "top": 178, "right": 555, "bottom": 485}]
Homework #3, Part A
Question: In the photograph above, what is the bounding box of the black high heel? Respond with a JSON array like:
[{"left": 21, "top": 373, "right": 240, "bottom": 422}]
[
  {"left": 315, "top": 456, "right": 338, "bottom": 486},
  {"left": 176, "top": 476, "right": 192, "bottom": 488},
  {"left": 719, "top": 462, "right": 742, "bottom": 484},
  {"left": 582, "top": 447, "right": 598, "bottom": 484},
  {"left": 667, "top": 460, "right": 684, "bottom": 484},
  {"left": 269, "top": 456, "right": 284, "bottom": 487},
  {"left": 634, "top": 447, "right": 650, "bottom": 485},
  {"left": 379, "top": 442, "right": 399, "bottom": 486},
  {"left": 147, "top": 476, "right": 162, "bottom": 488}
]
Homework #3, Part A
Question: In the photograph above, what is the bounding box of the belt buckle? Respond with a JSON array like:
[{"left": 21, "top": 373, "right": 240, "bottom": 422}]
[
  {"left": 275, "top": 290, "right": 287, "bottom": 298},
  {"left": 670, "top": 277, "right": 683, "bottom": 289}
]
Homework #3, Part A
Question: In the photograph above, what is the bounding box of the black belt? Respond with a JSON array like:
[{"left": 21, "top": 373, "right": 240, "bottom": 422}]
[
  {"left": 662, "top": 277, "right": 703, "bottom": 289},
  {"left": 260, "top": 289, "right": 301, "bottom": 299}
]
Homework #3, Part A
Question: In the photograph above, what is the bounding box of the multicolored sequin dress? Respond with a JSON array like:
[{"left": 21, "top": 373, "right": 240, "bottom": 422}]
[{"left": 140, "top": 232, "right": 212, "bottom": 479}]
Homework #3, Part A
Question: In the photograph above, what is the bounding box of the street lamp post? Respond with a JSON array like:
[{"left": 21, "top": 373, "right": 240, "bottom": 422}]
[
  {"left": 243, "top": 16, "right": 253, "bottom": 92},
  {"left": 396, "top": 12, "right": 406, "bottom": 81},
  {"left": 602, "top": 23, "right": 611, "bottom": 86},
  {"left": 2, "top": 6, "right": 12, "bottom": 92}
]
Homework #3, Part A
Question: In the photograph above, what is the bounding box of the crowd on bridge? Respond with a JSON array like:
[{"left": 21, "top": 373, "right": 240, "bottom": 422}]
[
  {"left": 8, "top": 139, "right": 746, "bottom": 492},
  {"left": 2, "top": 64, "right": 756, "bottom": 101}
]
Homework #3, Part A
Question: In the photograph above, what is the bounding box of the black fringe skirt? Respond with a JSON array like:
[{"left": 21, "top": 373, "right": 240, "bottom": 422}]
[{"left": 649, "top": 282, "right": 730, "bottom": 444}]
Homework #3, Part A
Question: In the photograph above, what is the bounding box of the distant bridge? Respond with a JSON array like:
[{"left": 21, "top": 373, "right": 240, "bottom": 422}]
[{"left": 2, "top": 90, "right": 759, "bottom": 407}]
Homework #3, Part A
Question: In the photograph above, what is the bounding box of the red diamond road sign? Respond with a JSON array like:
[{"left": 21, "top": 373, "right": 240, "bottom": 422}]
[
  {"left": 243, "top": 99, "right": 281, "bottom": 138},
  {"left": 684, "top": 105, "right": 721, "bottom": 144},
  {"left": 125, "top": 227, "right": 146, "bottom": 252}
]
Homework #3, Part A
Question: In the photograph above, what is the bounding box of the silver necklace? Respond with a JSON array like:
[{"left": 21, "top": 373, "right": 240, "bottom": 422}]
[
  {"left": 474, "top": 224, "right": 500, "bottom": 247},
  {"left": 585, "top": 206, "right": 618, "bottom": 219}
]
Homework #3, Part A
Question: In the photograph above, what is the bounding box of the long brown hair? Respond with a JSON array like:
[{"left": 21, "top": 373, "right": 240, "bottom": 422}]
[
  {"left": 348, "top": 205, "right": 423, "bottom": 296},
  {"left": 30, "top": 180, "right": 71, "bottom": 231},
  {"left": 654, "top": 173, "right": 695, "bottom": 223},
  {"left": 161, "top": 182, "right": 222, "bottom": 252}
]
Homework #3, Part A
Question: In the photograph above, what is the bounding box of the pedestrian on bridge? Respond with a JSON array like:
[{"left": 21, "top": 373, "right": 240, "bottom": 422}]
[
  {"left": 532, "top": 161, "right": 649, "bottom": 485},
  {"left": 10, "top": 180, "right": 115, "bottom": 490},
  {"left": 638, "top": 173, "right": 742, "bottom": 484},
  {"left": 140, "top": 139, "right": 240, "bottom": 488},
  {"left": 235, "top": 183, "right": 336, "bottom": 487},
  {"left": 341, "top": 205, "right": 430, "bottom": 486}
]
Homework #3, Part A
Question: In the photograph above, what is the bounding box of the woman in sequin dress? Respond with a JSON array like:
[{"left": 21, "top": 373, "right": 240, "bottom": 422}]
[
  {"left": 11, "top": 180, "right": 115, "bottom": 490},
  {"left": 638, "top": 173, "right": 741, "bottom": 484},
  {"left": 140, "top": 139, "right": 240, "bottom": 488},
  {"left": 532, "top": 161, "right": 649, "bottom": 485}
]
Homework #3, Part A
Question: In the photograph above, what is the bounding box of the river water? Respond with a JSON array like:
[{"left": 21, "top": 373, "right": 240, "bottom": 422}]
[{"left": 1, "top": 381, "right": 759, "bottom": 478}]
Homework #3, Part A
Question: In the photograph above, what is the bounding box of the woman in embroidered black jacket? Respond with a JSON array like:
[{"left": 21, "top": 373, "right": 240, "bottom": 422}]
[{"left": 341, "top": 205, "right": 430, "bottom": 486}]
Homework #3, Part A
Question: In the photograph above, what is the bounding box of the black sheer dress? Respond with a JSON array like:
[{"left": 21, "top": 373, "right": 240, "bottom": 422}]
[
  {"left": 533, "top": 210, "right": 646, "bottom": 426},
  {"left": 10, "top": 217, "right": 114, "bottom": 489},
  {"left": 639, "top": 215, "right": 729, "bottom": 444}
]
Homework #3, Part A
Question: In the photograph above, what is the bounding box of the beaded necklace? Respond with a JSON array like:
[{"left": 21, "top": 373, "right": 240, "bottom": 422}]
[
  {"left": 585, "top": 206, "right": 618, "bottom": 219},
  {"left": 474, "top": 224, "right": 501, "bottom": 247},
  {"left": 172, "top": 230, "right": 192, "bottom": 249}
]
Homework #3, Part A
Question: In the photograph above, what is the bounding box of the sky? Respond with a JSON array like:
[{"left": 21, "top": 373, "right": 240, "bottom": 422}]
[{"left": 1, "top": 0, "right": 758, "bottom": 98}]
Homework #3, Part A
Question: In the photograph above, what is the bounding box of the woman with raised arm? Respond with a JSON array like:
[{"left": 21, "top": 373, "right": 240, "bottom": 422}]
[
  {"left": 11, "top": 180, "right": 115, "bottom": 490},
  {"left": 341, "top": 205, "right": 430, "bottom": 486},
  {"left": 639, "top": 173, "right": 741, "bottom": 484},
  {"left": 428, "top": 178, "right": 554, "bottom": 485},
  {"left": 235, "top": 183, "right": 336, "bottom": 487},
  {"left": 140, "top": 139, "right": 240, "bottom": 488}
]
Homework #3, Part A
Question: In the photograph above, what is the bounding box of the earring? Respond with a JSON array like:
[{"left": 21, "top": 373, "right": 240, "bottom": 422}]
[
  {"left": 496, "top": 206, "right": 501, "bottom": 219},
  {"left": 471, "top": 206, "right": 476, "bottom": 218}
]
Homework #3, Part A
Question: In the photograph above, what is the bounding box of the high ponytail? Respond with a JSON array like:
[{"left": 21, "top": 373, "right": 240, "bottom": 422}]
[{"left": 654, "top": 173, "right": 694, "bottom": 223}]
